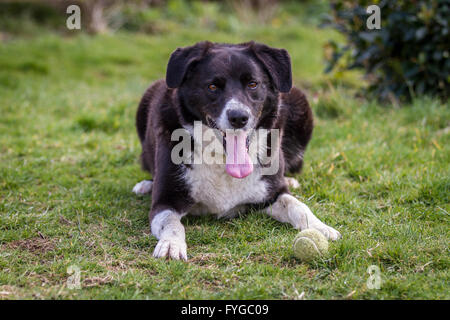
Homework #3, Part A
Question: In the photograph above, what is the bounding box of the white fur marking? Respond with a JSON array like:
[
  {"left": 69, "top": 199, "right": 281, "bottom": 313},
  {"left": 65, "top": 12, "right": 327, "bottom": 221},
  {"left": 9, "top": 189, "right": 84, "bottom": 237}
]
[
  {"left": 265, "top": 194, "right": 341, "bottom": 240},
  {"left": 183, "top": 114, "right": 270, "bottom": 217},
  {"left": 132, "top": 180, "right": 153, "bottom": 194},
  {"left": 285, "top": 177, "right": 300, "bottom": 189},
  {"left": 151, "top": 210, "right": 187, "bottom": 260},
  {"left": 217, "top": 98, "right": 252, "bottom": 130},
  {"left": 184, "top": 165, "right": 267, "bottom": 217}
]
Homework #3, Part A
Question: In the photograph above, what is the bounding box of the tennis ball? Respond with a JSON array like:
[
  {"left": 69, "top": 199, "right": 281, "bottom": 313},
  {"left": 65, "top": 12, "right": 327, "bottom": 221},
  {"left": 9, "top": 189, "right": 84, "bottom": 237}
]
[{"left": 293, "top": 229, "right": 328, "bottom": 262}]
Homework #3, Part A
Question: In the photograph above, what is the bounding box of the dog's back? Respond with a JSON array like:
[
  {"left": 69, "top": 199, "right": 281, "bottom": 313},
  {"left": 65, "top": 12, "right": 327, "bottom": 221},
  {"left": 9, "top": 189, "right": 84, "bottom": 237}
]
[
  {"left": 280, "top": 87, "right": 314, "bottom": 173},
  {"left": 136, "top": 79, "right": 174, "bottom": 174}
]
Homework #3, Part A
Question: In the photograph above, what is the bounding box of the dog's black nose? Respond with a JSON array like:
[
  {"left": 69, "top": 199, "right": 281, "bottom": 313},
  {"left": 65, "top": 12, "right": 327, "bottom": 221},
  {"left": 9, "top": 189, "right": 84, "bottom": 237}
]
[{"left": 227, "top": 109, "right": 249, "bottom": 129}]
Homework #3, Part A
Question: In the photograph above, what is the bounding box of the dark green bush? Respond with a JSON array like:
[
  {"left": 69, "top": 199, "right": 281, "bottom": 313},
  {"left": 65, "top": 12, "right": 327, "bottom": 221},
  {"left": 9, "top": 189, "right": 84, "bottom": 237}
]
[{"left": 324, "top": 0, "right": 450, "bottom": 102}]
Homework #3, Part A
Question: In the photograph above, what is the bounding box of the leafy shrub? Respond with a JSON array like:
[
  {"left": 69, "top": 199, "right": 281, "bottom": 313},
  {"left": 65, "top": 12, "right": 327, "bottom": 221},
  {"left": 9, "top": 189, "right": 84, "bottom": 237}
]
[{"left": 324, "top": 0, "right": 450, "bottom": 102}]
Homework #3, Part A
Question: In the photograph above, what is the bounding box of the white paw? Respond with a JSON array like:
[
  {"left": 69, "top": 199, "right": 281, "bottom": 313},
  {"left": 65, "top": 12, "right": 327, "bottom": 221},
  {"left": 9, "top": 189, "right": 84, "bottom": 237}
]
[
  {"left": 153, "top": 237, "right": 187, "bottom": 261},
  {"left": 285, "top": 177, "right": 300, "bottom": 189},
  {"left": 270, "top": 194, "right": 342, "bottom": 241},
  {"left": 308, "top": 223, "right": 341, "bottom": 241},
  {"left": 132, "top": 180, "right": 153, "bottom": 195}
]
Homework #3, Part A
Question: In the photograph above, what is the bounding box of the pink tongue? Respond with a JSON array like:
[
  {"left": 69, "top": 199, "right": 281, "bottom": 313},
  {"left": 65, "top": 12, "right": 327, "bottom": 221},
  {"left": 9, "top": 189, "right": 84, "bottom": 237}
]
[{"left": 225, "top": 131, "right": 253, "bottom": 179}]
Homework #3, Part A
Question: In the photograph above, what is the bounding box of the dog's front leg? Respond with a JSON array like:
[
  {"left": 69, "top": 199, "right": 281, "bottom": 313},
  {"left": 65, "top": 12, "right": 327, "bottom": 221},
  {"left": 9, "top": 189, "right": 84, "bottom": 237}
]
[
  {"left": 151, "top": 210, "right": 187, "bottom": 260},
  {"left": 265, "top": 193, "right": 341, "bottom": 240},
  {"left": 146, "top": 141, "right": 194, "bottom": 260}
]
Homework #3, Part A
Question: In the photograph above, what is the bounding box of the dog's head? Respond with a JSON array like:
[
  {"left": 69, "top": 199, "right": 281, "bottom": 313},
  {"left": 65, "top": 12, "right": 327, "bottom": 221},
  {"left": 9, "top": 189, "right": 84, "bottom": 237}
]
[{"left": 166, "top": 41, "right": 292, "bottom": 178}]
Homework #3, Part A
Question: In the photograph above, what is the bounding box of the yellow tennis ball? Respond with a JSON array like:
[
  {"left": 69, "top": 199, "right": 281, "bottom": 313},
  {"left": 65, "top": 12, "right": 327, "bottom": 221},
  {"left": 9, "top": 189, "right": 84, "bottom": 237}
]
[{"left": 293, "top": 229, "right": 328, "bottom": 262}]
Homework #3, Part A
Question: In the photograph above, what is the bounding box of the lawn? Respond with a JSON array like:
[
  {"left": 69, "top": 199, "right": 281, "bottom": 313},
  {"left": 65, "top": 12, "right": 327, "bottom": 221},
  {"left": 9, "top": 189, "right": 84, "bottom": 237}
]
[{"left": 0, "top": 3, "right": 449, "bottom": 300}]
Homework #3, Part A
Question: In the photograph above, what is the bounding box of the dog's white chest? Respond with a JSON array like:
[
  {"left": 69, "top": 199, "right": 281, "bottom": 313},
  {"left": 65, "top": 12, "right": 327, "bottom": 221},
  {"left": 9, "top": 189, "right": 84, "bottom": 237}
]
[{"left": 184, "top": 164, "right": 268, "bottom": 216}]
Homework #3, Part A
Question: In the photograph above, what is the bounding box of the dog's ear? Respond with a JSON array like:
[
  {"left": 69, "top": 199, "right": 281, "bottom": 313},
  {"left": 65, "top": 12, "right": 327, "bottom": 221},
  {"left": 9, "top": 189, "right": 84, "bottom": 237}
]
[
  {"left": 166, "top": 41, "right": 212, "bottom": 88},
  {"left": 250, "top": 42, "right": 292, "bottom": 93}
]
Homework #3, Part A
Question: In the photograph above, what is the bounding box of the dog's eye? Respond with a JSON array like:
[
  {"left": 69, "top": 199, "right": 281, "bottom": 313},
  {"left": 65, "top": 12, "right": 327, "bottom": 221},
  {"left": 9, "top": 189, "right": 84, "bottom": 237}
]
[
  {"left": 208, "top": 84, "right": 218, "bottom": 92},
  {"left": 247, "top": 81, "right": 258, "bottom": 90}
]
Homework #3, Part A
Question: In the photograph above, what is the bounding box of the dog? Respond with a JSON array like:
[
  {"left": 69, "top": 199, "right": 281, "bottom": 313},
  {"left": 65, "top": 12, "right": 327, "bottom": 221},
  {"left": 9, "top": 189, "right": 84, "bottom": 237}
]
[{"left": 134, "top": 41, "right": 341, "bottom": 260}]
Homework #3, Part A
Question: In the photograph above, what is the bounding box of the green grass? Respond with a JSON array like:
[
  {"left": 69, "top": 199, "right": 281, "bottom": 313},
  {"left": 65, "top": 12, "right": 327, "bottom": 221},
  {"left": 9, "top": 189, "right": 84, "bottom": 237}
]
[{"left": 0, "top": 10, "right": 449, "bottom": 299}]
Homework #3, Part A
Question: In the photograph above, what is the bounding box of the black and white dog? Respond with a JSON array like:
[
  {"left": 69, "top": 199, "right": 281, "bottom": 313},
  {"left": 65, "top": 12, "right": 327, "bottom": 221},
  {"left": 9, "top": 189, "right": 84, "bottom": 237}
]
[{"left": 134, "top": 41, "right": 341, "bottom": 260}]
